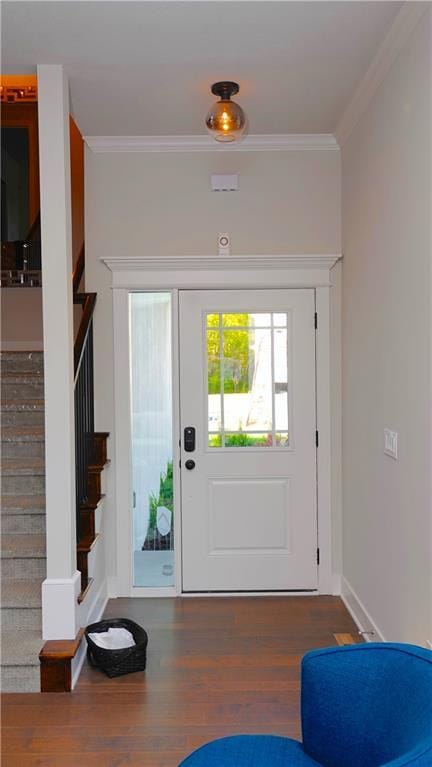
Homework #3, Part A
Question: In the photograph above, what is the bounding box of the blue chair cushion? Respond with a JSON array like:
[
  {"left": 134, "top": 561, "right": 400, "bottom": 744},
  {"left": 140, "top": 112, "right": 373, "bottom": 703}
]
[
  {"left": 178, "top": 735, "right": 323, "bottom": 766},
  {"left": 301, "top": 644, "right": 432, "bottom": 767},
  {"left": 381, "top": 744, "right": 432, "bottom": 766}
]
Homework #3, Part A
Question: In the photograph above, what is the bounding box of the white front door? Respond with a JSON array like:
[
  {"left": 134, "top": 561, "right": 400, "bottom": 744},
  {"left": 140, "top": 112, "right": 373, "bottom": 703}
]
[{"left": 179, "top": 289, "right": 318, "bottom": 592}]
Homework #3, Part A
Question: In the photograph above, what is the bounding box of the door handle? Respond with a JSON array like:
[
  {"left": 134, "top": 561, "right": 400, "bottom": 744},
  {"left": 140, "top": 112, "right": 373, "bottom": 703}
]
[{"left": 185, "top": 459, "right": 195, "bottom": 470}]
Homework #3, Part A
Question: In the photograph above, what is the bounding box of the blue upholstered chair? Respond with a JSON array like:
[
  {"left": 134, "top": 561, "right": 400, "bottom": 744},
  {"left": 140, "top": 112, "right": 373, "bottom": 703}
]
[{"left": 178, "top": 643, "right": 432, "bottom": 767}]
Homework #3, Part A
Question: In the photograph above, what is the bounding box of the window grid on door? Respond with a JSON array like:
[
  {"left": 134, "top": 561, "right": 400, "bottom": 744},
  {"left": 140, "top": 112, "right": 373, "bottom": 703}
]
[{"left": 206, "top": 312, "right": 290, "bottom": 448}]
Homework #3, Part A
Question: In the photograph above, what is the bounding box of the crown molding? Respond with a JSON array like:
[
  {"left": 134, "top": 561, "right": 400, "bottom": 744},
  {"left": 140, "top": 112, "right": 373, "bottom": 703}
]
[
  {"left": 102, "top": 254, "right": 341, "bottom": 272},
  {"left": 335, "top": 2, "right": 429, "bottom": 147},
  {"left": 85, "top": 133, "right": 339, "bottom": 154}
]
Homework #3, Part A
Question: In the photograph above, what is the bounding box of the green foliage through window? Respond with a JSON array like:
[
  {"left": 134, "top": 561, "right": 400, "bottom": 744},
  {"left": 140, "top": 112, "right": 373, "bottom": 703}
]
[
  {"left": 208, "top": 432, "right": 288, "bottom": 447},
  {"left": 207, "top": 314, "right": 253, "bottom": 394},
  {"left": 148, "top": 460, "right": 173, "bottom": 534},
  {"left": 209, "top": 433, "right": 269, "bottom": 447}
]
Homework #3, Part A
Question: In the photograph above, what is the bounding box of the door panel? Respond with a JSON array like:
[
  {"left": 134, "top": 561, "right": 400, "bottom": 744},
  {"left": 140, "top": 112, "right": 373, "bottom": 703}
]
[
  {"left": 208, "top": 478, "right": 291, "bottom": 551},
  {"left": 179, "top": 289, "right": 317, "bottom": 591}
]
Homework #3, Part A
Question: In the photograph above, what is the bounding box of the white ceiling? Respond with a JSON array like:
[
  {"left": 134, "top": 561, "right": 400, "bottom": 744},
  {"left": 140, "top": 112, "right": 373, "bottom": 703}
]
[{"left": 2, "top": 1, "right": 403, "bottom": 136}]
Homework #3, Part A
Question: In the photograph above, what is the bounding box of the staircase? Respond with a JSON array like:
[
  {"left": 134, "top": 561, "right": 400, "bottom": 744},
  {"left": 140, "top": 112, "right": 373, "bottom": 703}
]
[{"left": 1, "top": 351, "right": 45, "bottom": 692}]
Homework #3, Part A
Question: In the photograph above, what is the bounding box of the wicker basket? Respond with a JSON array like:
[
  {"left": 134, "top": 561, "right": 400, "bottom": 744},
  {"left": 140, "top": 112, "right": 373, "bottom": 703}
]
[{"left": 85, "top": 618, "right": 148, "bottom": 678}]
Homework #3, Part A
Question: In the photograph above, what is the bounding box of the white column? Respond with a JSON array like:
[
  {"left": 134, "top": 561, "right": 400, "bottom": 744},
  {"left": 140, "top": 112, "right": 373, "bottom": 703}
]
[{"left": 38, "top": 65, "right": 80, "bottom": 639}]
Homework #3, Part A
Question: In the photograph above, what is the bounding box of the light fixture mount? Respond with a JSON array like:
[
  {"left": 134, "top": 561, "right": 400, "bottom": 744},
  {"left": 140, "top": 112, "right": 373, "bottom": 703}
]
[
  {"left": 206, "top": 81, "right": 246, "bottom": 143},
  {"left": 211, "top": 81, "right": 239, "bottom": 100}
]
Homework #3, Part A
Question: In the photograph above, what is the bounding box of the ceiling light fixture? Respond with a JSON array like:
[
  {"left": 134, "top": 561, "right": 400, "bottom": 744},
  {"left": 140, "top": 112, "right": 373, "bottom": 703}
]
[{"left": 205, "top": 81, "right": 246, "bottom": 143}]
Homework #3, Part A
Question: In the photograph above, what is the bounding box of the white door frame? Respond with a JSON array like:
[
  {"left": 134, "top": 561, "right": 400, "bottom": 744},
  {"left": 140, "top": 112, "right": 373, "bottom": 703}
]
[{"left": 103, "top": 254, "right": 341, "bottom": 597}]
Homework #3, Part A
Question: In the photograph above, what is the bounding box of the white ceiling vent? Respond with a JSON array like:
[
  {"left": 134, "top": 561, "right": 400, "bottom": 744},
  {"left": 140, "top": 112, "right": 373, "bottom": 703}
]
[{"left": 211, "top": 174, "right": 239, "bottom": 192}]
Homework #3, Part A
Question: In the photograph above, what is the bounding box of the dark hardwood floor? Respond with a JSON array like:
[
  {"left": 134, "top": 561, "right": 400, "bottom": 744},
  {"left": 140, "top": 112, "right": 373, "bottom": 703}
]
[{"left": 2, "top": 596, "right": 359, "bottom": 766}]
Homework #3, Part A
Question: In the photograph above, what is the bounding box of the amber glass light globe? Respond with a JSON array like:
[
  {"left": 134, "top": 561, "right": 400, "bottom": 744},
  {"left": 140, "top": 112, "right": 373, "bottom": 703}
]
[{"left": 205, "top": 82, "right": 246, "bottom": 143}]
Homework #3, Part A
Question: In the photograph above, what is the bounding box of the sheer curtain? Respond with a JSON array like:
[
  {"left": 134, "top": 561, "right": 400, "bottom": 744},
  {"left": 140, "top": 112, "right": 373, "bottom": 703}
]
[{"left": 130, "top": 293, "right": 172, "bottom": 552}]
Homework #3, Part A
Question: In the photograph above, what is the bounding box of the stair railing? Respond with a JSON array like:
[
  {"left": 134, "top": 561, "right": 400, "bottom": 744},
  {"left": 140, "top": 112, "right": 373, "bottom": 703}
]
[
  {"left": 73, "top": 248, "right": 97, "bottom": 548},
  {"left": 72, "top": 244, "right": 85, "bottom": 294},
  {"left": 1, "top": 212, "right": 42, "bottom": 287}
]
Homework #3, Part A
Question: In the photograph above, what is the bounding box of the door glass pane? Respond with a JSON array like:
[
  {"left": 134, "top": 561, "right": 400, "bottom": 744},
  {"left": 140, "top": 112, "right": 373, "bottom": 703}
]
[
  {"left": 130, "top": 293, "right": 174, "bottom": 587},
  {"left": 224, "top": 432, "right": 273, "bottom": 447},
  {"left": 221, "top": 312, "right": 272, "bottom": 327},
  {"left": 274, "top": 328, "right": 289, "bottom": 432},
  {"left": 207, "top": 327, "right": 221, "bottom": 436},
  {"left": 207, "top": 312, "right": 290, "bottom": 448},
  {"left": 222, "top": 313, "right": 249, "bottom": 327}
]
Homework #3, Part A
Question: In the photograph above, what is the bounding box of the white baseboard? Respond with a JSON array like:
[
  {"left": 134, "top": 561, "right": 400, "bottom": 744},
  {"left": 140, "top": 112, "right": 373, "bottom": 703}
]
[
  {"left": 341, "top": 576, "right": 385, "bottom": 642},
  {"left": 71, "top": 580, "right": 109, "bottom": 689},
  {"left": 108, "top": 577, "right": 343, "bottom": 598},
  {"left": 71, "top": 636, "right": 88, "bottom": 689},
  {"left": 332, "top": 574, "right": 342, "bottom": 596},
  {"left": 107, "top": 576, "right": 121, "bottom": 598}
]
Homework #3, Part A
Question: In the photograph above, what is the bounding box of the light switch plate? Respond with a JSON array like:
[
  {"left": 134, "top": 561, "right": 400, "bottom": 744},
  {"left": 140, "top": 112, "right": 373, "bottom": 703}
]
[{"left": 384, "top": 428, "right": 398, "bottom": 459}]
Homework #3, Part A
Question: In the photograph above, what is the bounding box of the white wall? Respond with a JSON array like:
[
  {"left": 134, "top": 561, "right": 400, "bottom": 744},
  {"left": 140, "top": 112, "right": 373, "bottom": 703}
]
[
  {"left": 85, "top": 149, "right": 341, "bottom": 586},
  {"left": 86, "top": 150, "right": 340, "bottom": 258},
  {"left": 1, "top": 288, "right": 43, "bottom": 350},
  {"left": 341, "top": 13, "right": 432, "bottom": 644}
]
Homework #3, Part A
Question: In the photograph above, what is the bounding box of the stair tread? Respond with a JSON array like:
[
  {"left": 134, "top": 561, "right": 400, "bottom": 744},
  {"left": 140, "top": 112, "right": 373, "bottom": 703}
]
[
  {"left": 88, "top": 458, "right": 111, "bottom": 471},
  {"left": 1, "top": 534, "right": 46, "bottom": 558},
  {"left": 1, "top": 495, "right": 45, "bottom": 512},
  {"left": 77, "top": 533, "right": 100, "bottom": 552},
  {"left": 0, "top": 353, "right": 43, "bottom": 376},
  {"left": 1, "top": 372, "right": 44, "bottom": 382},
  {"left": 2, "top": 426, "right": 44, "bottom": 442},
  {"left": 1, "top": 399, "right": 45, "bottom": 411},
  {"left": 1, "top": 579, "right": 43, "bottom": 608},
  {"left": 0, "top": 351, "right": 43, "bottom": 358},
  {"left": 81, "top": 494, "right": 105, "bottom": 510},
  {"left": 1, "top": 457, "right": 45, "bottom": 475},
  {"left": 1, "top": 630, "right": 43, "bottom": 666}
]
